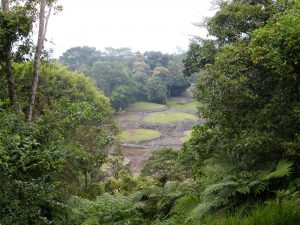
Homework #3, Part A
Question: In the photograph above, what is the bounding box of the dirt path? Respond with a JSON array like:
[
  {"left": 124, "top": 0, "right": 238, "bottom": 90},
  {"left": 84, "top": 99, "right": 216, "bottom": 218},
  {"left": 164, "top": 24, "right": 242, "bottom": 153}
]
[{"left": 116, "top": 94, "right": 201, "bottom": 174}]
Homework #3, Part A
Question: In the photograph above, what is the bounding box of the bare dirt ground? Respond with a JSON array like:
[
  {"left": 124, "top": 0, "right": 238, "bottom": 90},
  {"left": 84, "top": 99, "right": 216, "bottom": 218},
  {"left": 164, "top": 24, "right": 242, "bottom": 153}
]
[{"left": 117, "top": 89, "right": 201, "bottom": 173}]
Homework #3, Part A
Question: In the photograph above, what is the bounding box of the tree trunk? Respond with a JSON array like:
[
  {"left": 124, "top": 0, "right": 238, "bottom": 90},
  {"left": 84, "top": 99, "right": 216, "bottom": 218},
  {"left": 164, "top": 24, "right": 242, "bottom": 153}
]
[
  {"left": 1, "top": 0, "right": 8, "bottom": 11},
  {"left": 27, "top": 0, "right": 52, "bottom": 121},
  {"left": 1, "top": 0, "right": 19, "bottom": 112}
]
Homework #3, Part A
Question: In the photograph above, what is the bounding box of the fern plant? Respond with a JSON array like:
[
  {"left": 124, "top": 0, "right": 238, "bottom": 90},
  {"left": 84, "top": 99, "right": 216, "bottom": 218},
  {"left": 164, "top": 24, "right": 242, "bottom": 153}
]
[
  {"left": 67, "top": 193, "right": 143, "bottom": 225},
  {"left": 175, "top": 150, "right": 293, "bottom": 221},
  {"left": 134, "top": 180, "right": 197, "bottom": 220}
]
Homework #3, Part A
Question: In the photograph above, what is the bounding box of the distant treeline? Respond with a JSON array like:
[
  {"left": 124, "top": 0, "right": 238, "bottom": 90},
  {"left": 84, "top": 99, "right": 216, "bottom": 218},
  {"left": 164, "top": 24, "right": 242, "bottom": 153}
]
[{"left": 59, "top": 47, "right": 195, "bottom": 109}]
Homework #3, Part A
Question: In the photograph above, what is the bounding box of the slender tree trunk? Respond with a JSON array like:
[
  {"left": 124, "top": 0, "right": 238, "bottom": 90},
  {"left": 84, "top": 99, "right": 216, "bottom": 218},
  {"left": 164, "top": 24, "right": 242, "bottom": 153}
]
[
  {"left": 2, "top": 0, "right": 8, "bottom": 10},
  {"left": 1, "top": 0, "right": 19, "bottom": 112},
  {"left": 27, "top": 0, "right": 52, "bottom": 121},
  {"left": 2, "top": 60, "right": 18, "bottom": 112}
]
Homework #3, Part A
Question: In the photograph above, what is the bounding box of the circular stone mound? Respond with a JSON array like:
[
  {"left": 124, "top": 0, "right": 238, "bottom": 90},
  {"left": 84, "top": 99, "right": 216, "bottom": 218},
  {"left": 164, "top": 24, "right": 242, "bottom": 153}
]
[
  {"left": 127, "top": 102, "right": 167, "bottom": 112},
  {"left": 143, "top": 112, "right": 197, "bottom": 124},
  {"left": 167, "top": 100, "right": 198, "bottom": 111},
  {"left": 119, "top": 129, "right": 161, "bottom": 143}
]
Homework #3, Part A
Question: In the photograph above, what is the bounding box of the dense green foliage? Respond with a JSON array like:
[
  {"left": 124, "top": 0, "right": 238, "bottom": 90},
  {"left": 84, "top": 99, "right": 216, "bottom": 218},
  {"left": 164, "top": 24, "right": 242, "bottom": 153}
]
[
  {"left": 90, "top": 61, "right": 137, "bottom": 109},
  {"left": 146, "top": 76, "right": 167, "bottom": 104},
  {"left": 1, "top": 0, "right": 300, "bottom": 224},
  {"left": 141, "top": 148, "right": 188, "bottom": 184},
  {"left": 0, "top": 112, "right": 65, "bottom": 224},
  {"left": 67, "top": 194, "right": 143, "bottom": 224},
  {"left": 180, "top": 0, "right": 300, "bottom": 222},
  {"left": 0, "top": 63, "right": 119, "bottom": 224},
  {"left": 59, "top": 47, "right": 191, "bottom": 109},
  {"left": 0, "top": 8, "right": 32, "bottom": 62}
]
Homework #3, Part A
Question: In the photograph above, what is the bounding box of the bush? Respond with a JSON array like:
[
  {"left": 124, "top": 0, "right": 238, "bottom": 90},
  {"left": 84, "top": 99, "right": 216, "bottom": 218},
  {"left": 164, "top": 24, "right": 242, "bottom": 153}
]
[{"left": 0, "top": 111, "right": 67, "bottom": 224}]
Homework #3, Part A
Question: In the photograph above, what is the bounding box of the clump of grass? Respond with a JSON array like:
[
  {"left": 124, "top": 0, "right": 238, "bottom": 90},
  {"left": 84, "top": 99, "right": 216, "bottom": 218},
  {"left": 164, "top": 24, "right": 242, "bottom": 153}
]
[
  {"left": 128, "top": 102, "right": 167, "bottom": 112},
  {"left": 167, "top": 100, "right": 198, "bottom": 111},
  {"left": 202, "top": 198, "right": 300, "bottom": 225},
  {"left": 143, "top": 113, "right": 197, "bottom": 124},
  {"left": 119, "top": 129, "right": 161, "bottom": 142}
]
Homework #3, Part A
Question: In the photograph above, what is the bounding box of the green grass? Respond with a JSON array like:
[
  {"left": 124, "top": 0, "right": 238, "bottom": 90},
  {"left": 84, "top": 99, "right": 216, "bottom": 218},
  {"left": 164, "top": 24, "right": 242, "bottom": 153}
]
[
  {"left": 143, "top": 113, "right": 197, "bottom": 124},
  {"left": 128, "top": 102, "right": 167, "bottom": 112},
  {"left": 119, "top": 129, "right": 161, "bottom": 142},
  {"left": 167, "top": 100, "right": 198, "bottom": 111},
  {"left": 202, "top": 199, "right": 300, "bottom": 225},
  {"left": 120, "top": 114, "right": 137, "bottom": 121},
  {"left": 181, "top": 130, "right": 193, "bottom": 142}
]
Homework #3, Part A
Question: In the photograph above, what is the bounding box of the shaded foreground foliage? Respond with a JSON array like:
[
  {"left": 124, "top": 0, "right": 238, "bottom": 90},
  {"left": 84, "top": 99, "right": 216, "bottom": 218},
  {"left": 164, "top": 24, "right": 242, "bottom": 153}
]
[
  {"left": 179, "top": 0, "right": 300, "bottom": 223},
  {"left": 0, "top": 63, "right": 119, "bottom": 224}
]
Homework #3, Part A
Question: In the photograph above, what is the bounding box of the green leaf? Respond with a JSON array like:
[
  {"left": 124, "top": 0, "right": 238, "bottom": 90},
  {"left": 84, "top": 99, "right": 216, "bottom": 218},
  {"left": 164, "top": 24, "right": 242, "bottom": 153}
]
[{"left": 263, "top": 160, "right": 293, "bottom": 180}]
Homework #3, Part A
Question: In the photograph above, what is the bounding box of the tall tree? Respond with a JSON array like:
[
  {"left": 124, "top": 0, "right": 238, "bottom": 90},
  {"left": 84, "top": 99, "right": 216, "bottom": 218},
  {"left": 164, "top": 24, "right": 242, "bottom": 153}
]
[
  {"left": 59, "top": 46, "right": 102, "bottom": 71},
  {"left": 27, "top": 0, "right": 52, "bottom": 121},
  {"left": 1, "top": 0, "right": 18, "bottom": 112}
]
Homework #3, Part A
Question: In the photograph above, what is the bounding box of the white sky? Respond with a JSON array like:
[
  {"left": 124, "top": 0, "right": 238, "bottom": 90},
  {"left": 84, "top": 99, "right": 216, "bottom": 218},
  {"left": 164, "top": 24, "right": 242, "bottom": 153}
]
[{"left": 47, "top": 0, "right": 215, "bottom": 58}]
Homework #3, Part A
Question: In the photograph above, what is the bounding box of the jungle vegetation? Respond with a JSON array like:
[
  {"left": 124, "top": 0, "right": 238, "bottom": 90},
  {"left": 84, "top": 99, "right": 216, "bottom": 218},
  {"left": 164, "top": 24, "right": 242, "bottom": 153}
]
[
  {"left": 59, "top": 47, "right": 192, "bottom": 109},
  {"left": 0, "top": 0, "right": 300, "bottom": 224}
]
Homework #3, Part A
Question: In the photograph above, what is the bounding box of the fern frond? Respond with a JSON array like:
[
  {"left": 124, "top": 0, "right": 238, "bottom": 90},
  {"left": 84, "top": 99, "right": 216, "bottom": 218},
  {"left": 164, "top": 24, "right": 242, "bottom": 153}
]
[
  {"left": 203, "top": 180, "right": 238, "bottom": 196},
  {"left": 129, "top": 191, "right": 144, "bottom": 202},
  {"left": 236, "top": 186, "right": 251, "bottom": 194},
  {"left": 247, "top": 180, "right": 267, "bottom": 195},
  {"left": 171, "top": 194, "right": 201, "bottom": 215},
  {"left": 188, "top": 202, "right": 213, "bottom": 220},
  {"left": 142, "top": 185, "right": 163, "bottom": 198},
  {"left": 164, "top": 181, "right": 183, "bottom": 197},
  {"left": 262, "top": 160, "right": 293, "bottom": 180}
]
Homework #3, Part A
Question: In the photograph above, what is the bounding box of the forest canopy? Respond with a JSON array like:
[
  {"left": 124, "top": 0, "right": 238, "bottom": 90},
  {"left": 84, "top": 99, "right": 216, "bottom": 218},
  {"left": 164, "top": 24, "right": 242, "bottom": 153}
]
[{"left": 59, "top": 47, "right": 192, "bottom": 109}]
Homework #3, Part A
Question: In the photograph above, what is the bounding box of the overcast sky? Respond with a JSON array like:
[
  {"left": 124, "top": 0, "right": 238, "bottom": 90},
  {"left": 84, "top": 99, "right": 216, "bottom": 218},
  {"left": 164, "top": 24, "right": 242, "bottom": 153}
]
[{"left": 47, "top": 0, "right": 215, "bottom": 58}]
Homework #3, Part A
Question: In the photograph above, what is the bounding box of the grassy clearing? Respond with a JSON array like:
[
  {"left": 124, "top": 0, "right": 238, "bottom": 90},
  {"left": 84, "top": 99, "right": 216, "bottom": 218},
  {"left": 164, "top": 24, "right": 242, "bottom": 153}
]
[
  {"left": 181, "top": 130, "right": 193, "bottom": 143},
  {"left": 143, "top": 112, "right": 197, "bottom": 124},
  {"left": 120, "top": 113, "right": 137, "bottom": 121},
  {"left": 167, "top": 100, "right": 198, "bottom": 111},
  {"left": 119, "top": 129, "right": 161, "bottom": 142},
  {"left": 128, "top": 102, "right": 167, "bottom": 112}
]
